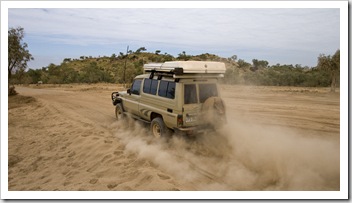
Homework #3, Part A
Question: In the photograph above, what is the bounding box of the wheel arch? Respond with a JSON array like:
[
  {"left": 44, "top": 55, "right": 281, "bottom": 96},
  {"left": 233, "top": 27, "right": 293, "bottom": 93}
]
[
  {"left": 113, "top": 98, "right": 123, "bottom": 106},
  {"left": 150, "top": 112, "right": 162, "bottom": 121}
]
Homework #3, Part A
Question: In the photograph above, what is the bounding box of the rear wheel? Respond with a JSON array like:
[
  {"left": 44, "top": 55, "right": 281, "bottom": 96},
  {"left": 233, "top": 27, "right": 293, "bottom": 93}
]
[
  {"left": 115, "top": 103, "right": 125, "bottom": 120},
  {"left": 150, "top": 117, "right": 169, "bottom": 138}
]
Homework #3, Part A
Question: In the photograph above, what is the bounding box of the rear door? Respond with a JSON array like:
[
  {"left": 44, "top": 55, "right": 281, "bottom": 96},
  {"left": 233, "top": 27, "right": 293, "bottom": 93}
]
[
  {"left": 182, "top": 82, "right": 219, "bottom": 127},
  {"left": 183, "top": 84, "right": 201, "bottom": 126}
]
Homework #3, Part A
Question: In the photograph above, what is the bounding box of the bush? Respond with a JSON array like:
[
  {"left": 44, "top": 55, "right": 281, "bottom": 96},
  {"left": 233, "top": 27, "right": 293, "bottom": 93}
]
[{"left": 9, "top": 85, "right": 18, "bottom": 96}]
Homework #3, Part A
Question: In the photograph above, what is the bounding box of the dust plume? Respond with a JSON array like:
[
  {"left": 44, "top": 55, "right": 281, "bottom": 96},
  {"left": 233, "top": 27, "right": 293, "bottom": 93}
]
[{"left": 112, "top": 114, "right": 340, "bottom": 191}]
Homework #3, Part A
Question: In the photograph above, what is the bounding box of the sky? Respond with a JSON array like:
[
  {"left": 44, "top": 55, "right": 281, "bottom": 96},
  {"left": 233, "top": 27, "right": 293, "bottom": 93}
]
[{"left": 7, "top": 3, "right": 341, "bottom": 69}]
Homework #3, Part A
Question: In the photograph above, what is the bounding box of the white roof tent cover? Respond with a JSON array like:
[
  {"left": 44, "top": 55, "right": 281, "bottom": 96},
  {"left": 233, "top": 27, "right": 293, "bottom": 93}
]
[{"left": 143, "top": 61, "right": 226, "bottom": 78}]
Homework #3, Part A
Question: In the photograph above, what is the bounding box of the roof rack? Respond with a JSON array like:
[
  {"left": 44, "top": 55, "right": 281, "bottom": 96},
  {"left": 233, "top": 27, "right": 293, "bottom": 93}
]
[{"left": 143, "top": 61, "right": 226, "bottom": 78}]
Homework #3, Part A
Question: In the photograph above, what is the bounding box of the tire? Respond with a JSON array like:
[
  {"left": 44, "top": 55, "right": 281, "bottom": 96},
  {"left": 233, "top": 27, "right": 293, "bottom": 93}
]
[
  {"left": 115, "top": 103, "right": 125, "bottom": 120},
  {"left": 150, "top": 117, "right": 169, "bottom": 138}
]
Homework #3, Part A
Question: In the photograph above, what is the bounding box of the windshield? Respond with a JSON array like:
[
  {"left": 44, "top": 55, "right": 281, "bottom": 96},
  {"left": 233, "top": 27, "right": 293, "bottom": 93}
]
[{"left": 184, "top": 83, "right": 218, "bottom": 104}]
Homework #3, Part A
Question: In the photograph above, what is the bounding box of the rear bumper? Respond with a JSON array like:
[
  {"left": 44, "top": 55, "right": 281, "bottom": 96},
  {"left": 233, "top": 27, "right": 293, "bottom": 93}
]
[{"left": 175, "top": 125, "right": 214, "bottom": 135}]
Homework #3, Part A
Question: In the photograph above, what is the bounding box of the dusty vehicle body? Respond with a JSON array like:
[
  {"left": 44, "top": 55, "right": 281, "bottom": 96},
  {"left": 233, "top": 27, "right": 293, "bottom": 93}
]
[{"left": 111, "top": 61, "right": 226, "bottom": 138}]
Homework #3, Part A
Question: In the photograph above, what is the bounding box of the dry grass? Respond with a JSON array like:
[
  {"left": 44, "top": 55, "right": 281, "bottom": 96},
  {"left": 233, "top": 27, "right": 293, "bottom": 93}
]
[{"left": 8, "top": 94, "right": 37, "bottom": 109}]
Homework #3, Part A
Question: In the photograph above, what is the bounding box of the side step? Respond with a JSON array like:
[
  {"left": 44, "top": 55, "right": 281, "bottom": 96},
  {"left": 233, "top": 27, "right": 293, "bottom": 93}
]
[{"left": 122, "top": 112, "right": 151, "bottom": 124}]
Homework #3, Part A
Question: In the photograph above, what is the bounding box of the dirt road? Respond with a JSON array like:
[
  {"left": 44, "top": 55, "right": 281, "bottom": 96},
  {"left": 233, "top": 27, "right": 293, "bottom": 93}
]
[{"left": 8, "top": 84, "right": 340, "bottom": 191}]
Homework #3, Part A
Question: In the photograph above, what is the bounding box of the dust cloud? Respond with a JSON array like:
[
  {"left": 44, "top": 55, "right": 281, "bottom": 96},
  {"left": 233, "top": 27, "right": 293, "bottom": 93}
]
[{"left": 112, "top": 114, "right": 340, "bottom": 191}]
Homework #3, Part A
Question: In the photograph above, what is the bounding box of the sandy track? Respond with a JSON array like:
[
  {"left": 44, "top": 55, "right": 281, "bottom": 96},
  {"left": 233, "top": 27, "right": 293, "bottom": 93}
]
[
  {"left": 8, "top": 85, "right": 340, "bottom": 191},
  {"left": 9, "top": 86, "right": 184, "bottom": 191}
]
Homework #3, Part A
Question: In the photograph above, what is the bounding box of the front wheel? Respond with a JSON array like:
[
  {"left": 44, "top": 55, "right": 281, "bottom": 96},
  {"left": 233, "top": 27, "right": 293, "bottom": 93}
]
[
  {"left": 115, "top": 103, "right": 125, "bottom": 120},
  {"left": 150, "top": 117, "right": 169, "bottom": 138}
]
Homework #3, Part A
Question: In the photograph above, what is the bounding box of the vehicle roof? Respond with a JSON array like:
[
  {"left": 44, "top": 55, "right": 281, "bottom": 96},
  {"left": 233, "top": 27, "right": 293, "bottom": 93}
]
[
  {"left": 134, "top": 74, "right": 219, "bottom": 82},
  {"left": 143, "top": 61, "right": 226, "bottom": 74},
  {"left": 134, "top": 74, "right": 174, "bottom": 80}
]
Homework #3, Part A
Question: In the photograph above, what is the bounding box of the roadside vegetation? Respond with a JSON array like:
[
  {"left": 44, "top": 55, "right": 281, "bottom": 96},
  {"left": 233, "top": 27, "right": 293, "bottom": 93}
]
[{"left": 9, "top": 27, "right": 340, "bottom": 92}]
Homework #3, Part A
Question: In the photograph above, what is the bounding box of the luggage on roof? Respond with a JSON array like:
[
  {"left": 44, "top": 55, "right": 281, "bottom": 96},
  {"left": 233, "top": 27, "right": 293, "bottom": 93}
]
[{"left": 143, "top": 61, "right": 226, "bottom": 75}]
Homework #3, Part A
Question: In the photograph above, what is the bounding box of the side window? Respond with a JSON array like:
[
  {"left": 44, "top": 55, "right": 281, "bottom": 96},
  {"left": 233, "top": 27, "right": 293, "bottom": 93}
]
[
  {"left": 158, "top": 81, "right": 168, "bottom": 97},
  {"left": 131, "top": 79, "right": 142, "bottom": 95},
  {"left": 158, "top": 80, "right": 175, "bottom": 99},
  {"left": 184, "top": 84, "right": 197, "bottom": 104},
  {"left": 150, "top": 79, "right": 158, "bottom": 95},
  {"left": 167, "top": 82, "right": 175, "bottom": 99},
  {"left": 143, "top": 79, "right": 158, "bottom": 95},
  {"left": 143, "top": 79, "right": 151, "bottom": 93}
]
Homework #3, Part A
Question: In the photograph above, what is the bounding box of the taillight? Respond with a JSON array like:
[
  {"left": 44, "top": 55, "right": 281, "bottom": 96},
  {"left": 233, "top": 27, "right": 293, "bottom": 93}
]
[{"left": 177, "top": 114, "right": 183, "bottom": 127}]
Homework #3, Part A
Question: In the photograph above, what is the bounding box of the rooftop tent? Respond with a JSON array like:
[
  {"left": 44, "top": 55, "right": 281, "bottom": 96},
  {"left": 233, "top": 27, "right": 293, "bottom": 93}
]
[{"left": 143, "top": 61, "right": 226, "bottom": 75}]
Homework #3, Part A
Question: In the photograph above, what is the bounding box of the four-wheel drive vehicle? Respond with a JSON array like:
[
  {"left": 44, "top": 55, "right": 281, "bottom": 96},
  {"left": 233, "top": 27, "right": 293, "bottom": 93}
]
[{"left": 111, "top": 61, "right": 226, "bottom": 138}]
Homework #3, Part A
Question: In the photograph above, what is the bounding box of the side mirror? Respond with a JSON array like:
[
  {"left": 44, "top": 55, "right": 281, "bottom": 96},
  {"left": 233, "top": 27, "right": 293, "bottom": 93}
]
[{"left": 127, "top": 89, "right": 131, "bottom": 95}]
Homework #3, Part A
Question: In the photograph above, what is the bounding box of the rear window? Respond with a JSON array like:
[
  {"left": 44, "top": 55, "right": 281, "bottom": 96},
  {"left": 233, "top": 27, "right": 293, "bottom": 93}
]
[
  {"left": 184, "top": 83, "right": 218, "bottom": 104},
  {"left": 199, "top": 83, "right": 218, "bottom": 103},
  {"left": 184, "top": 84, "right": 197, "bottom": 104}
]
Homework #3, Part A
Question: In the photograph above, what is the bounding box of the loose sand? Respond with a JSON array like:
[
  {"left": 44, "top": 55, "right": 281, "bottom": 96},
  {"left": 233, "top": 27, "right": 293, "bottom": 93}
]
[{"left": 7, "top": 84, "right": 340, "bottom": 191}]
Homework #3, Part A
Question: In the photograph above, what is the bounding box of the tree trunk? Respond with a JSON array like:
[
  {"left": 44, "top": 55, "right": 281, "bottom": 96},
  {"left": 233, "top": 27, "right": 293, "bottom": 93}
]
[
  {"left": 8, "top": 68, "right": 12, "bottom": 79},
  {"left": 8, "top": 59, "right": 17, "bottom": 80}
]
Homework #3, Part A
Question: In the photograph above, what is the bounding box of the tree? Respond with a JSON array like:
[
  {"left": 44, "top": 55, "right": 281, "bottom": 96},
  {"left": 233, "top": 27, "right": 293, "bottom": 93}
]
[
  {"left": 8, "top": 27, "right": 34, "bottom": 80},
  {"left": 228, "top": 55, "right": 237, "bottom": 62},
  {"left": 317, "top": 49, "right": 340, "bottom": 92},
  {"left": 177, "top": 51, "right": 191, "bottom": 61},
  {"left": 237, "top": 59, "right": 251, "bottom": 69},
  {"left": 63, "top": 58, "right": 71, "bottom": 63},
  {"left": 135, "top": 47, "right": 147, "bottom": 54},
  {"left": 27, "top": 68, "right": 42, "bottom": 84},
  {"left": 118, "top": 52, "right": 125, "bottom": 59},
  {"left": 252, "top": 59, "right": 269, "bottom": 70}
]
